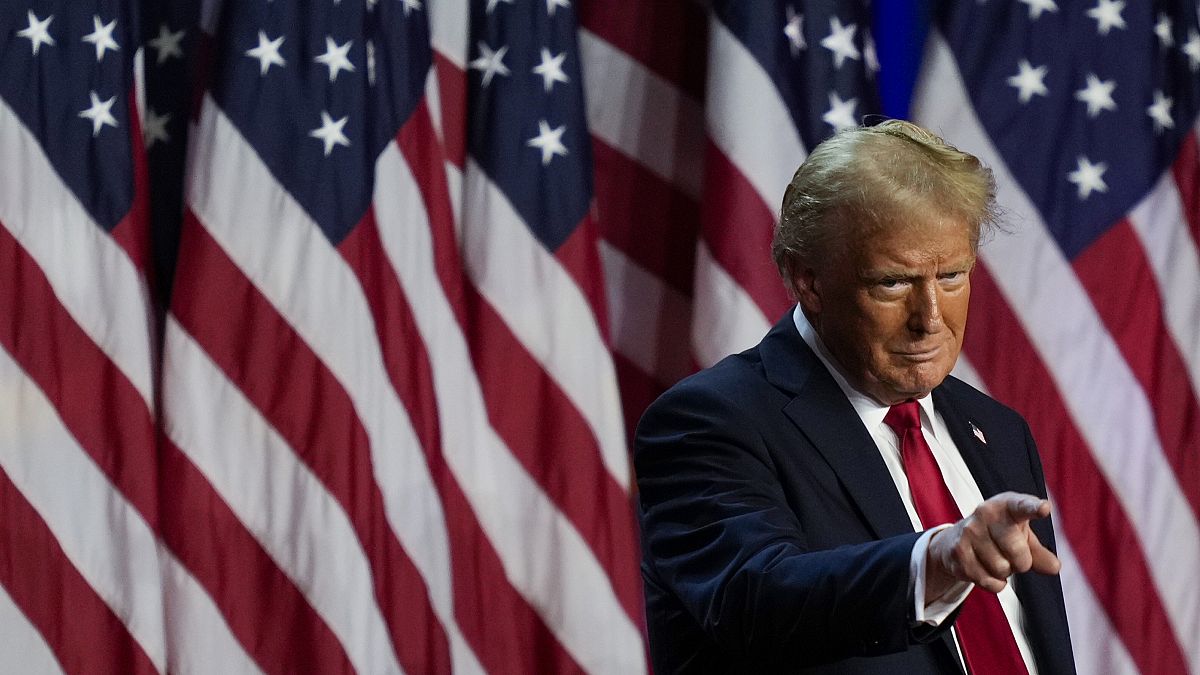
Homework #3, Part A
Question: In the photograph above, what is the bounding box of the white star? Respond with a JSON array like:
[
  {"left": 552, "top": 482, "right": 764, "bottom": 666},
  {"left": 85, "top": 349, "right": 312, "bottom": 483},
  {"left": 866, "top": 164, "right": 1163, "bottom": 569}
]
[
  {"left": 527, "top": 119, "right": 568, "bottom": 165},
  {"left": 863, "top": 31, "right": 879, "bottom": 73},
  {"left": 783, "top": 6, "right": 805, "bottom": 56},
  {"left": 1183, "top": 30, "right": 1200, "bottom": 71},
  {"left": 78, "top": 91, "right": 118, "bottom": 137},
  {"left": 1074, "top": 73, "right": 1117, "bottom": 117},
  {"left": 532, "top": 48, "right": 569, "bottom": 92},
  {"left": 1067, "top": 156, "right": 1108, "bottom": 200},
  {"left": 315, "top": 37, "right": 356, "bottom": 82},
  {"left": 1154, "top": 13, "right": 1174, "bottom": 47},
  {"left": 309, "top": 111, "right": 350, "bottom": 156},
  {"left": 1007, "top": 59, "right": 1049, "bottom": 104},
  {"left": 246, "top": 31, "right": 286, "bottom": 76},
  {"left": 820, "top": 17, "right": 860, "bottom": 69},
  {"left": 822, "top": 92, "right": 858, "bottom": 132},
  {"left": 1018, "top": 0, "right": 1059, "bottom": 20},
  {"left": 546, "top": 0, "right": 570, "bottom": 16},
  {"left": 143, "top": 107, "right": 170, "bottom": 148},
  {"left": 82, "top": 15, "right": 121, "bottom": 62},
  {"left": 17, "top": 11, "right": 55, "bottom": 56},
  {"left": 1147, "top": 90, "right": 1174, "bottom": 133},
  {"left": 469, "top": 42, "right": 510, "bottom": 87},
  {"left": 399, "top": 0, "right": 422, "bottom": 15},
  {"left": 486, "top": 0, "right": 514, "bottom": 14},
  {"left": 148, "top": 24, "right": 185, "bottom": 64},
  {"left": 1086, "top": 0, "right": 1126, "bottom": 36}
]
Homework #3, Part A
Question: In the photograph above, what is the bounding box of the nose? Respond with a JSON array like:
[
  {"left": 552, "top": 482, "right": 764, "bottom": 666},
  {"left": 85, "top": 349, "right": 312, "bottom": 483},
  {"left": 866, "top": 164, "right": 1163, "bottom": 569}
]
[{"left": 907, "top": 282, "right": 943, "bottom": 334}]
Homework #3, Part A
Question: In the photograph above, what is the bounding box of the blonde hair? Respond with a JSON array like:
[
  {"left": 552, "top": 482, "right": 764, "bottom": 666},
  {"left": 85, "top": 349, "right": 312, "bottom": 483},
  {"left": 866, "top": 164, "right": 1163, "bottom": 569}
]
[{"left": 773, "top": 119, "right": 998, "bottom": 296}]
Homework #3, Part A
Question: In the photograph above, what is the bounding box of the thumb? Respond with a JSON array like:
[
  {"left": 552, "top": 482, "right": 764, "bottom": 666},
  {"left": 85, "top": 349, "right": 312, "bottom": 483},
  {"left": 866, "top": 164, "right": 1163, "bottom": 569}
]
[{"left": 1027, "top": 529, "right": 1062, "bottom": 575}]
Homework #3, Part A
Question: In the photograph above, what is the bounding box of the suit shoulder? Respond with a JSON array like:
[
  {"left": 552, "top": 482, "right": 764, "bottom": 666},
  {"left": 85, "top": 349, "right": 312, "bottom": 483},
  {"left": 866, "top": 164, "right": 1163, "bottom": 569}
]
[{"left": 640, "top": 350, "right": 771, "bottom": 419}]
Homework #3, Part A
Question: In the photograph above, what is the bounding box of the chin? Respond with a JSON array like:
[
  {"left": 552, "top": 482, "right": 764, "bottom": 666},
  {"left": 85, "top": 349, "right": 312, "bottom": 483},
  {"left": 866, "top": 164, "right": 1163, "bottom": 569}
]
[{"left": 881, "top": 369, "right": 949, "bottom": 400}]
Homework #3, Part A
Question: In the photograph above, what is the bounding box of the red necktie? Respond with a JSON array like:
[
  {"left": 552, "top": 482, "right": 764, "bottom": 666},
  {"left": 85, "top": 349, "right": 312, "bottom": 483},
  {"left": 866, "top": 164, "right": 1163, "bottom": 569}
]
[{"left": 884, "top": 400, "right": 1029, "bottom": 675}]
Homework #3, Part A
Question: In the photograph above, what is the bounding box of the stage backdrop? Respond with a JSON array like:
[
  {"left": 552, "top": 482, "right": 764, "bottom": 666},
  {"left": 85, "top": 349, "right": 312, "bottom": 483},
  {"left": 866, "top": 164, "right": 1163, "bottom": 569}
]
[{"left": 0, "top": 0, "right": 1196, "bottom": 673}]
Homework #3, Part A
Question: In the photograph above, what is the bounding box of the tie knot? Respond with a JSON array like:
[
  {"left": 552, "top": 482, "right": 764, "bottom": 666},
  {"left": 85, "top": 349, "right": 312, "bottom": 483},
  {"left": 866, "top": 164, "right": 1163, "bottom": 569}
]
[{"left": 884, "top": 400, "right": 922, "bottom": 434}]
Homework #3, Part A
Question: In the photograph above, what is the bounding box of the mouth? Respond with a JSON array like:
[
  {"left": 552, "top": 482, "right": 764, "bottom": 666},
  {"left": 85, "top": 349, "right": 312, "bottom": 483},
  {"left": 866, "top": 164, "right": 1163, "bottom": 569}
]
[{"left": 893, "top": 345, "right": 942, "bottom": 362}]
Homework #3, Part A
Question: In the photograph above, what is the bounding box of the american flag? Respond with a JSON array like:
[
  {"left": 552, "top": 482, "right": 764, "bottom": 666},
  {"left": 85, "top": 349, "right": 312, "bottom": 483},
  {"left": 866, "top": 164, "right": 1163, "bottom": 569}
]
[{"left": 1, "top": 0, "right": 1197, "bottom": 674}]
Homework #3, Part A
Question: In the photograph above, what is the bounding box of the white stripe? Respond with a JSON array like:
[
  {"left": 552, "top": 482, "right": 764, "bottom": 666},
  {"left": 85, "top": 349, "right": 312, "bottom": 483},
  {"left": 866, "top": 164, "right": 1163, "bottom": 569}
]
[
  {"left": 377, "top": 149, "right": 647, "bottom": 675},
  {"left": 135, "top": 47, "right": 146, "bottom": 131},
  {"left": 0, "top": 345, "right": 165, "bottom": 672},
  {"left": 0, "top": 583, "right": 65, "bottom": 675},
  {"left": 914, "top": 31, "right": 1200, "bottom": 670},
  {"left": 460, "top": 161, "right": 631, "bottom": 489},
  {"left": 186, "top": 95, "right": 483, "bottom": 675},
  {"left": 1127, "top": 165, "right": 1200, "bottom": 398},
  {"left": 428, "top": 0, "right": 469, "bottom": 69},
  {"left": 424, "top": 68, "right": 444, "bottom": 155},
  {"left": 705, "top": 16, "right": 808, "bottom": 212},
  {"left": 159, "top": 548, "right": 263, "bottom": 675},
  {"left": 0, "top": 98, "right": 154, "bottom": 409},
  {"left": 579, "top": 29, "right": 705, "bottom": 199},
  {"left": 691, "top": 241, "right": 772, "bottom": 368},
  {"left": 162, "top": 320, "right": 404, "bottom": 675},
  {"left": 1053, "top": 527, "right": 1140, "bottom": 675},
  {"left": 600, "top": 239, "right": 694, "bottom": 385}
]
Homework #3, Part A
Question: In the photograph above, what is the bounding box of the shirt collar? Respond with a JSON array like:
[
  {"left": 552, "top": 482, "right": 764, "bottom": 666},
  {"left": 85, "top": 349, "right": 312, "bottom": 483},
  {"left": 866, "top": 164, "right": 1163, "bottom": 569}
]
[{"left": 791, "top": 304, "right": 937, "bottom": 434}]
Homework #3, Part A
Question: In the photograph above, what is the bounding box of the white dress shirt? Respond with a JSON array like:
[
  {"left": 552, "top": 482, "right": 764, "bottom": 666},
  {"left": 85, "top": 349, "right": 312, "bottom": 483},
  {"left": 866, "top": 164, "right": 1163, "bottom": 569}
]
[{"left": 793, "top": 306, "right": 1039, "bottom": 673}]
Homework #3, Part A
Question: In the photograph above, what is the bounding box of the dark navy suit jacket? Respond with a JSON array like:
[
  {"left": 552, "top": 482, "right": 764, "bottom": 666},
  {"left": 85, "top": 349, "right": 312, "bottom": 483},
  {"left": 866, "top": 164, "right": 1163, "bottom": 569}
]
[{"left": 635, "top": 315, "right": 1075, "bottom": 674}]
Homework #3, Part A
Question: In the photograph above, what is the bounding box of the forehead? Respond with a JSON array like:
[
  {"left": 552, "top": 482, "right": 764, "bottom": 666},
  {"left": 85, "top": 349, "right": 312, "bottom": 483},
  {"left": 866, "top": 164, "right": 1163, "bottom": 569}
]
[{"left": 845, "top": 216, "right": 975, "bottom": 269}]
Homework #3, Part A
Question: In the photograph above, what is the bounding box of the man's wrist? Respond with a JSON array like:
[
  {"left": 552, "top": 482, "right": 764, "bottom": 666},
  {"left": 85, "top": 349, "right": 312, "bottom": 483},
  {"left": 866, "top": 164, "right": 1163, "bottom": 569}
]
[{"left": 910, "top": 524, "right": 971, "bottom": 625}]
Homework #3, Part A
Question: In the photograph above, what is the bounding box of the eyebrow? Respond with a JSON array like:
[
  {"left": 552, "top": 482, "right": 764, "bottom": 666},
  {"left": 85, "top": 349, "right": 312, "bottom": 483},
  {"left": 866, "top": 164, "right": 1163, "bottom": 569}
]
[{"left": 860, "top": 258, "right": 976, "bottom": 281}]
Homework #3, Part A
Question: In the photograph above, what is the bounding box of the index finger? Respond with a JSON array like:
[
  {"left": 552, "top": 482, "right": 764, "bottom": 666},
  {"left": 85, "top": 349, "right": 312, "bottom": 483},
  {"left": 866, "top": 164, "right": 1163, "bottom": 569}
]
[{"left": 999, "top": 493, "right": 1051, "bottom": 522}]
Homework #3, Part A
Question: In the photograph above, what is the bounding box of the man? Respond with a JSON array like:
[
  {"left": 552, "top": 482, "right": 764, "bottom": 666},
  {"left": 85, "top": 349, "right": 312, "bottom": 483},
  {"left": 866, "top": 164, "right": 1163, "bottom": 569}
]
[{"left": 635, "top": 120, "right": 1075, "bottom": 674}]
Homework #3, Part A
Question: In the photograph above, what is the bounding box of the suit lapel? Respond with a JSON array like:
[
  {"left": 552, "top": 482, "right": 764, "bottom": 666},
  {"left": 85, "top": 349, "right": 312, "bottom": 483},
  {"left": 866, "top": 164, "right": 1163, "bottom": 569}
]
[
  {"left": 759, "top": 315, "right": 915, "bottom": 540},
  {"left": 932, "top": 386, "right": 1019, "bottom": 500}
]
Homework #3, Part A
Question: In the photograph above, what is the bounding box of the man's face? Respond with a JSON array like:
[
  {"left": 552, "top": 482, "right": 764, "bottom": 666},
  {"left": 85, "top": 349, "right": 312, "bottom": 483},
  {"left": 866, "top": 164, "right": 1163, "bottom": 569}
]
[{"left": 794, "top": 216, "right": 975, "bottom": 406}]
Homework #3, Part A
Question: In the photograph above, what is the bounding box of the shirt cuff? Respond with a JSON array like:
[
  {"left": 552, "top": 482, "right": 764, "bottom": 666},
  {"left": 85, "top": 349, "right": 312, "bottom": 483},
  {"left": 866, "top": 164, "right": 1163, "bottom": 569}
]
[{"left": 910, "top": 524, "right": 973, "bottom": 626}]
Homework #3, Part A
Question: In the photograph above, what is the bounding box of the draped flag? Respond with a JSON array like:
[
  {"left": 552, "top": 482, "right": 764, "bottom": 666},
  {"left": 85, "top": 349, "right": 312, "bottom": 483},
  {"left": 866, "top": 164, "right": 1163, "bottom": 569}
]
[
  {"left": 165, "top": 0, "right": 642, "bottom": 672},
  {"left": 0, "top": 1, "right": 166, "bottom": 673},
  {"left": 2, "top": 0, "right": 1198, "bottom": 673}
]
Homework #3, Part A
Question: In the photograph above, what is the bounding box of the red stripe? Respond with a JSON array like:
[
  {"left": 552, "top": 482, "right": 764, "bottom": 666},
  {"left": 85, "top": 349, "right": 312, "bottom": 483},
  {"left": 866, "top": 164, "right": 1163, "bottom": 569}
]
[
  {"left": 339, "top": 216, "right": 583, "bottom": 674},
  {"left": 592, "top": 137, "right": 699, "bottom": 295},
  {"left": 0, "top": 466, "right": 157, "bottom": 675},
  {"left": 964, "top": 263, "right": 1190, "bottom": 675},
  {"left": 157, "top": 434, "right": 356, "bottom": 675},
  {"left": 700, "top": 141, "right": 794, "bottom": 321},
  {"left": 577, "top": 0, "right": 708, "bottom": 100},
  {"left": 0, "top": 218, "right": 352, "bottom": 675},
  {"left": 396, "top": 105, "right": 646, "bottom": 625},
  {"left": 433, "top": 51, "right": 467, "bottom": 170},
  {"left": 0, "top": 219, "right": 158, "bottom": 525},
  {"left": 172, "top": 211, "right": 453, "bottom": 675},
  {"left": 1073, "top": 221, "right": 1200, "bottom": 522},
  {"left": 109, "top": 88, "right": 152, "bottom": 279},
  {"left": 1171, "top": 132, "right": 1200, "bottom": 253}
]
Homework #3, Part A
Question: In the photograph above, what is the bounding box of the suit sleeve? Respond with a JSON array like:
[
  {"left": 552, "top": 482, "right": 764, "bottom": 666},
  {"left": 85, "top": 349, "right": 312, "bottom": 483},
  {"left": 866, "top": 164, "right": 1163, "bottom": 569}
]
[{"left": 635, "top": 381, "right": 944, "bottom": 667}]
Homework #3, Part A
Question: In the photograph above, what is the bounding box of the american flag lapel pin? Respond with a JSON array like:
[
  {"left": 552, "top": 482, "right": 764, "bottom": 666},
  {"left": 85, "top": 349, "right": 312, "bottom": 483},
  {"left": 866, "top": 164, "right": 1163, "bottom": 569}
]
[{"left": 970, "top": 421, "right": 987, "bottom": 444}]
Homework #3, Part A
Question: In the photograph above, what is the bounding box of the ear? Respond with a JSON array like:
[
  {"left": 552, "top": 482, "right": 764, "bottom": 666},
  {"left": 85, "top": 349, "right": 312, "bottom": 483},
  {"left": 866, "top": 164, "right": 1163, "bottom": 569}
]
[{"left": 793, "top": 266, "right": 822, "bottom": 315}]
